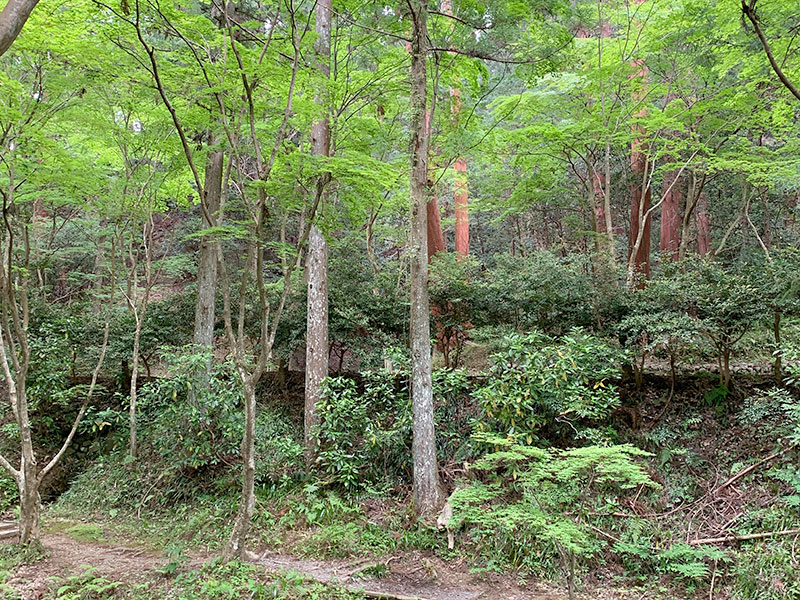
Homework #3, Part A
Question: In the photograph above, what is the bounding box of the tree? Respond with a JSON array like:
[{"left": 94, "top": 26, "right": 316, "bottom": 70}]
[
  {"left": 304, "top": 0, "right": 332, "bottom": 464},
  {"left": 0, "top": 47, "right": 115, "bottom": 542},
  {"left": 407, "top": 0, "right": 444, "bottom": 516}
]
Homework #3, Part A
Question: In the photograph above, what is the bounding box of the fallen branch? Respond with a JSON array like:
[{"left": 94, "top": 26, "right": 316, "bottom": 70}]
[
  {"left": 361, "top": 592, "right": 429, "bottom": 600},
  {"left": 713, "top": 444, "right": 796, "bottom": 495},
  {"left": 689, "top": 528, "right": 800, "bottom": 546}
]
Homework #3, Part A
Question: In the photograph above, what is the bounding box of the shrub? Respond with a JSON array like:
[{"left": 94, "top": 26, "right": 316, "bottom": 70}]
[
  {"left": 138, "top": 351, "right": 244, "bottom": 470},
  {"left": 315, "top": 368, "right": 474, "bottom": 491},
  {"left": 474, "top": 329, "right": 625, "bottom": 444},
  {"left": 315, "top": 372, "right": 411, "bottom": 492}
]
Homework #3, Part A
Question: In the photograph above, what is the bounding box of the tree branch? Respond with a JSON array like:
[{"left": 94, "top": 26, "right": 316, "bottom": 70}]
[
  {"left": 0, "top": 0, "right": 39, "bottom": 56},
  {"left": 742, "top": 0, "right": 800, "bottom": 101}
]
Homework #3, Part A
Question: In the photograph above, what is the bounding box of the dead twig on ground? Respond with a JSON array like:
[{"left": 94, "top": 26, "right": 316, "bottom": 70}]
[
  {"left": 712, "top": 444, "right": 796, "bottom": 496},
  {"left": 689, "top": 528, "right": 800, "bottom": 546}
]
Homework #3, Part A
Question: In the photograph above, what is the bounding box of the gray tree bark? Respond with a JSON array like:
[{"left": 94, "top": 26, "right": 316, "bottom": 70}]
[
  {"left": 304, "top": 0, "right": 332, "bottom": 464},
  {"left": 408, "top": 0, "right": 444, "bottom": 517},
  {"left": 193, "top": 151, "right": 223, "bottom": 362}
]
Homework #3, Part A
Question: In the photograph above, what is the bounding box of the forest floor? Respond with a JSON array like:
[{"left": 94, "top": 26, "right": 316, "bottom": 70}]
[{"left": 1, "top": 519, "right": 640, "bottom": 600}]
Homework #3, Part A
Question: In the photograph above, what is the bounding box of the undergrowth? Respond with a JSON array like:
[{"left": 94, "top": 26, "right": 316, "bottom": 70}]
[{"left": 43, "top": 561, "right": 365, "bottom": 600}]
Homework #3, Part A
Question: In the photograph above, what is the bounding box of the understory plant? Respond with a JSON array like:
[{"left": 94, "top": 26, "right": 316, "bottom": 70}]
[
  {"left": 474, "top": 329, "right": 625, "bottom": 444},
  {"left": 315, "top": 368, "right": 473, "bottom": 491},
  {"left": 449, "top": 435, "right": 657, "bottom": 598}
]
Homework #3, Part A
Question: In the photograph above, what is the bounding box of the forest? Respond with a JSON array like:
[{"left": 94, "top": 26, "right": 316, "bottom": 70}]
[{"left": 0, "top": 0, "right": 799, "bottom": 598}]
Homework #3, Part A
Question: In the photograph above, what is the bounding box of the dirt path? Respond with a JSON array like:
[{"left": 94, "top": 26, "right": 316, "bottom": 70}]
[
  {"left": 4, "top": 524, "right": 564, "bottom": 600},
  {"left": 7, "top": 533, "right": 171, "bottom": 600},
  {"left": 251, "top": 552, "right": 563, "bottom": 600}
]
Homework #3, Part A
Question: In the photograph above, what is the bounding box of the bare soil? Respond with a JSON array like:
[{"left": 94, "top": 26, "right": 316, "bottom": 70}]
[{"left": 2, "top": 525, "right": 579, "bottom": 600}]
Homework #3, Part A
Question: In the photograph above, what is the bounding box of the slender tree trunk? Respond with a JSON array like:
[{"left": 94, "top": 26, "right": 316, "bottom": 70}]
[
  {"left": 128, "top": 219, "right": 153, "bottom": 459},
  {"left": 449, "top": 77, "right": 468, "bottom": 256},
  {"left": 696, "top": 190, "right": 710, "bottom": 257},
  {"left": 454, "top": 158, "right": 469, "bottom": 255},
  {"left": 408, "top": 0, "right": 443, "bottom": 517},
  {"left": 193, "top": 151, "right": 223, "bottom": 353},
  {"left": 227, "top": 376, "right": 257, "bottom": 557},
  {"left": 129, "top": 310, "right": 144, "bottom": 458},
  {"left": 629, "top": 143, "right": 651, "bottom": 282},
  {"left": 426, "top": 188, "right": 446, "bottom": 262},
  {"left": 628, "top": 3, "right": 651, "bottom": 283},
  {"left": 602, "top": 142, "right": 615, "bottom": 263},
  {"left": 304, "top": 0, "right": 332, "bottom": 463}
]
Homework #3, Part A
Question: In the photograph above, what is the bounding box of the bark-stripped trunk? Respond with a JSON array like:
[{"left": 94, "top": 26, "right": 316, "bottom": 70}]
[
  {"left": 303, "top": 0, "right": 332, "bottom": 463},
  {"left": 193, "top": 151, "right": 223, "bottom": 353},
  {"left": 408, "top": 0, "right": 443, "bottom": 516},
  {"left": 659, "top": 169, "right": 682, "bottom": 261}
]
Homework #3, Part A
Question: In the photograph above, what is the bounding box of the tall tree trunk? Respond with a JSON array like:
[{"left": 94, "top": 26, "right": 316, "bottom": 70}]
[
  {"left": 193, "top": 151, "right": 223, "bottom": 353},
  {"left": 408, "top": 0, "right": 443, "bottom": 517},
  {"left": 628, "top": 1, "right": 651, "bottom": 283},
  {"left": 659, "top": 169, "right": 682, "bottom": 261},
  {"left": 304, "top": 0, "right": 332, "bottom": 463},
  {"left": 696, "top": 190, "right": 710, "bottom": 257},
  {"left": 454, "top": 158, "right": 469, "bottom": 255}
]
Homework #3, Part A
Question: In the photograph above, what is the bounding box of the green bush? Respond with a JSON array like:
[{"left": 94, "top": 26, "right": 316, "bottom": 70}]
[
  {"left": 138, "top": 350, "right": 243, "bottom": 469},
  {"left": 0, "top": 472, "right": 16, "bottom": 515},
  {"left": 474, "top": 329, "right": 625, "bottom": 443},
  {"left": 315, "top": 368, "right": 474, "bottom": 491},
  {"left": 315, "top": 372, "right": 411, "bottom": 491}
]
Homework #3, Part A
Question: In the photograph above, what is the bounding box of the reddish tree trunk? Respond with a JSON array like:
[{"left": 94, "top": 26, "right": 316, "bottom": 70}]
[
  {"left": 454, "top": 157, "right": 468, "bottom": 255},
  {"left": 592, "top": 166, "right": 606, "bottom": 234},
  {"left": 630, "top": 145, "right": 652, "bottom": 279},
  {"left": 696, "top": 190, "right": 710, "bottom": 257},
  {"left": 659, "top": 170, "right": 682, "bottom": 261},
  {"left": 629, "top": 43, "right": 651, "bottom": 282},
  {"left": 427, "top": 188, "right": 446, "bottom": 263}
]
